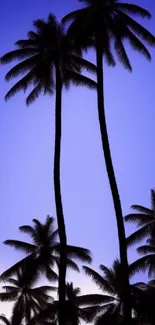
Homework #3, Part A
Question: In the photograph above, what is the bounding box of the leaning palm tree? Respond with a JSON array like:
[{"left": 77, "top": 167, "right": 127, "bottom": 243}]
[
  {"left": 0, "top": 14, "right": 96, "bottom": 325},
  {"left": 125, "top": 189, "right": 155, "bottom": 247},
  {"left": 1, "top": 216, "right": 92, "bottom": 281},
  {"left": 32, "top": 282, "right": 113, "bottom": 325},
  {"left": 0, "top": 261, "right": 55, "bottom": 325},
  {"left": 62, "top": 2, "right": 155, "bottom": 323}
]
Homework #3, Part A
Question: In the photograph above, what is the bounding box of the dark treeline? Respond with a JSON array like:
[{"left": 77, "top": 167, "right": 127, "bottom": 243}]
[{"left": 0, "top": 0, "right": 155, "bottom": 324}]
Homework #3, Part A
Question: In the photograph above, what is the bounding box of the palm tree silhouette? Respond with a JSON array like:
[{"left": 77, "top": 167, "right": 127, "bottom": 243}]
[
  {"left": 125, "top": 189, "right": 155, "bottom": 247},
  {"left": 33, "top": 282, "right": 113, "bottom": 325},
  {"left": 83, "top": 259, "right": 150, "bottom": 324},
  {"left": 0, "top": 13, "right": 96, "bottom": 325},
  {"left": 62, "top": 3, "right": 155, "bottom": 323},
  {"left": 0, "top": 262, "right": 55, "bottom": 325},
  {"left": 1, "top": 216, "right": 92, "bottom": 280}
]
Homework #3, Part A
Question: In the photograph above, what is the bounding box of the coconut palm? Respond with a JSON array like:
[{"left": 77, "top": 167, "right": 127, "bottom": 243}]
[
  {"left": 0, "top": 261, "right": 55, "bottom": 325},
  {"left": 83, "top": 259, "right": 150, "bottom": 324},
  {"left": 62, "top": 2, "right": 155, "bottom": 323},
  {"left": 125, "top": 189, "right": 155, "bottom": 247},
  {"left": 0, "top": 13, "right": 96, "bottom": 325},
  {"left": 32, "top": 281, "right": 113, "bottom": 325},
  {"left": 1, "top": 216, "right": 92, "bottom": 281}
]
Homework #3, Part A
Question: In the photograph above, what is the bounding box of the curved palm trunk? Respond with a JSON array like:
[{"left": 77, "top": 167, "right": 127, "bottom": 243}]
[
  {"left": 95, "top": 35, "right": 131, "bottom": 325},
  {"left": 54, "top": 64, "right": 67, "bottom": 325}
]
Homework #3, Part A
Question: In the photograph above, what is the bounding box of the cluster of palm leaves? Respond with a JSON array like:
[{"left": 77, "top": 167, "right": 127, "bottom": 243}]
[
  {"left": 2, "top": 205, "right": 155, "bottom": 325},
  {"left": 1, "top": 0, "right": 155, "bottom": 324}
]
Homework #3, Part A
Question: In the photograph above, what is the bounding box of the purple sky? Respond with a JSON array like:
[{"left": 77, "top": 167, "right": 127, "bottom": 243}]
[{"left": 0, "top": 0, "right": 155, "bottom": 314}]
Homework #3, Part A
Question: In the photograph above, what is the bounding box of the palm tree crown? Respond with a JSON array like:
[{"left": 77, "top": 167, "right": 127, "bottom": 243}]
[
  {"left": 1, "top": 216, "right": 92, "bottom": 280},
  {"left": 0, "top": 13, "right": 96, "bottom": 103},
  {"left": 0, "top": 264, "right": 55, "bottom": 325},
  {"left": 125, "top": 190, "right": 155, "bottom": 247},
  {"left": 62, "top": 0, "right": 155, "bottom": 70}
]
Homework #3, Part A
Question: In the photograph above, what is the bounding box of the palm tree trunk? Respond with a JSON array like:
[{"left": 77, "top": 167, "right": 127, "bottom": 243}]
[
  {"left": 54, "top": 64, "right": 67, "bottom": 325},
  {"left": 95, "top": 35, "right": 131, "bottom": 325}
]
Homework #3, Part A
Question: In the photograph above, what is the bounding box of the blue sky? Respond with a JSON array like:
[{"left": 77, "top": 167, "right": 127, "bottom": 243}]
[{"left": 0, "top": 0, "right": 155, "bottom": 317}]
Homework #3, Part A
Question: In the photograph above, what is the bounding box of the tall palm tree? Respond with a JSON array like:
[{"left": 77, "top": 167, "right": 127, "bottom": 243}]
[
  {"left": 62, "top": 2, "right": 155, "bottom": 323},
  {"left": 1, "top": 216, "right": 92, "bottom": 280},
  {"left": 32, "top": 282, "right": 113, "bottom": 325},
  {"left": 0, "top": 14, "right": 96, "bottom": 325},
  {"left": 125, "top": 189, "right": 155, "bottom": 247},
  {"left": 0, "top": 262, "right": 55, "bottom": 325}
]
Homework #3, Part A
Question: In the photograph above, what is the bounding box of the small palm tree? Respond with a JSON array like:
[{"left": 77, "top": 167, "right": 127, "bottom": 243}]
[
  {"left": 1, "top": 216, "right": 92, "bottom": 280},
  {"left": 0, "top": 13, "right": 96, "bottom": 325},
  {"left": 33, "top": 282, "right": 113, "bottom": 325},
  {"left": 62, "top": 3, "right": 155, "bottom": 323},
  {"left": 125, "top": 189, "right": 155, "bottom": 247},
  {"left": 0, "top": 262, "right": 55, "bottom": 325}
]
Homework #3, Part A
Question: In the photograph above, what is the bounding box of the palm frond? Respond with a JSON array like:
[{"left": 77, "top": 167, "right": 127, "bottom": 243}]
[
  {"left": 4, "top": 68, "right": 36, "bottom": 101},
  {"left": 122, "top": 13, "right": 155, "bottom": 46},
  {"left": 126, "top": 28, "right": 151, "bottom": 61},
  {"left": 5, "top": 55, "right": 39, "bottom": 81},
  {"left": 69, "top": 54, "right": 97, "bottom": 72},
  {"left": 137, "top": 245, "right": 155, "bottom": 255},
  {"left": 62, "top": 8, "right": 88, "bottom": 25},
  {"left": 19, "top": 225, "right": 36, "bottom": 237},
  {"left": 1, "top": 254, "right": 34, "bottom": 280},
  {"left": 2, "top": 286, "right": 18, "bottom": 293},
  {"left": 104, "top": 50, "right": 116, "bottom": 67},
  {"left": 77, "top": 294, "right": 114, "bottom": 306},
  {"left": 0, "top": 48, "right": 37, "bottom": 64},
  {"left": 116, "top": 3, "right": 151, "bottom": 18},
  {"left": 65, "top": 70, "right": 97, "bottom": 89},
  {"left": 114, "top": 38, "right": 132, "bottom": 71},
  {"left": 0, "top": 315, "right": 10, "bottom": 325},
  {"left": 124, "top": 213, "right": 153, "bottom": 226},
  {"left": 0, "top": 291, "right": 18, "bottom": 302},
  {"left": 66, "top": 245, "right": 92, "bottom": 263},
  {"left": 3, "top": 239, "right": 36, "bottom": 253},
  {"left": 66, "top": 259, "right": 80, "bottom": 272},
  {"left": 131, "top": 205, "right": 154, "bottom": 215},
  {"left": 83, "top": 266, "right": 114, "bottom": 294},
  {"left": 126, "top": 223, "right": 153, "bottom": 247},
  {"left": 26, "top": 82, "right": 43, "bottom": 105},
  {"left": 129, "top": 255, "right": 154, "bottom": 277}
]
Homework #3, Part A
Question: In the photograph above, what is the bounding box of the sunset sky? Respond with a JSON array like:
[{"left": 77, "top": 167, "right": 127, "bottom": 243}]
[{"left": 0, "top": 0, "right": 155, "bottom": 316}]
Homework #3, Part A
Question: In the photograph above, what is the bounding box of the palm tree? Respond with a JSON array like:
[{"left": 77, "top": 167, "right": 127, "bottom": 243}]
[
  {"left": 125, "top": 189, "right": 155, "bottom": 247},
  {"left": 0, "top": 13, "right": 96, "bottom": 325},
  {"left": 83, "top": 259, "right": 151, "bottom": 324},
  {"left": 0, "top": 262, "right": 55, "bottom": 325},
  {"left": 62, "top": 3, "right": 155, "bottom": 323},
  {"left": 1, "top": 216, "right": 92, "bottom": 279},
  {"left": 32, "top": 281, "right": 113, "bottom": 325}
]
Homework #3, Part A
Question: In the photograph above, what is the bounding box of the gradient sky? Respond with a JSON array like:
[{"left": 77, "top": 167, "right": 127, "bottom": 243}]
[{"left": 0, "top": 0, "right": 155, "bottom": 317}]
